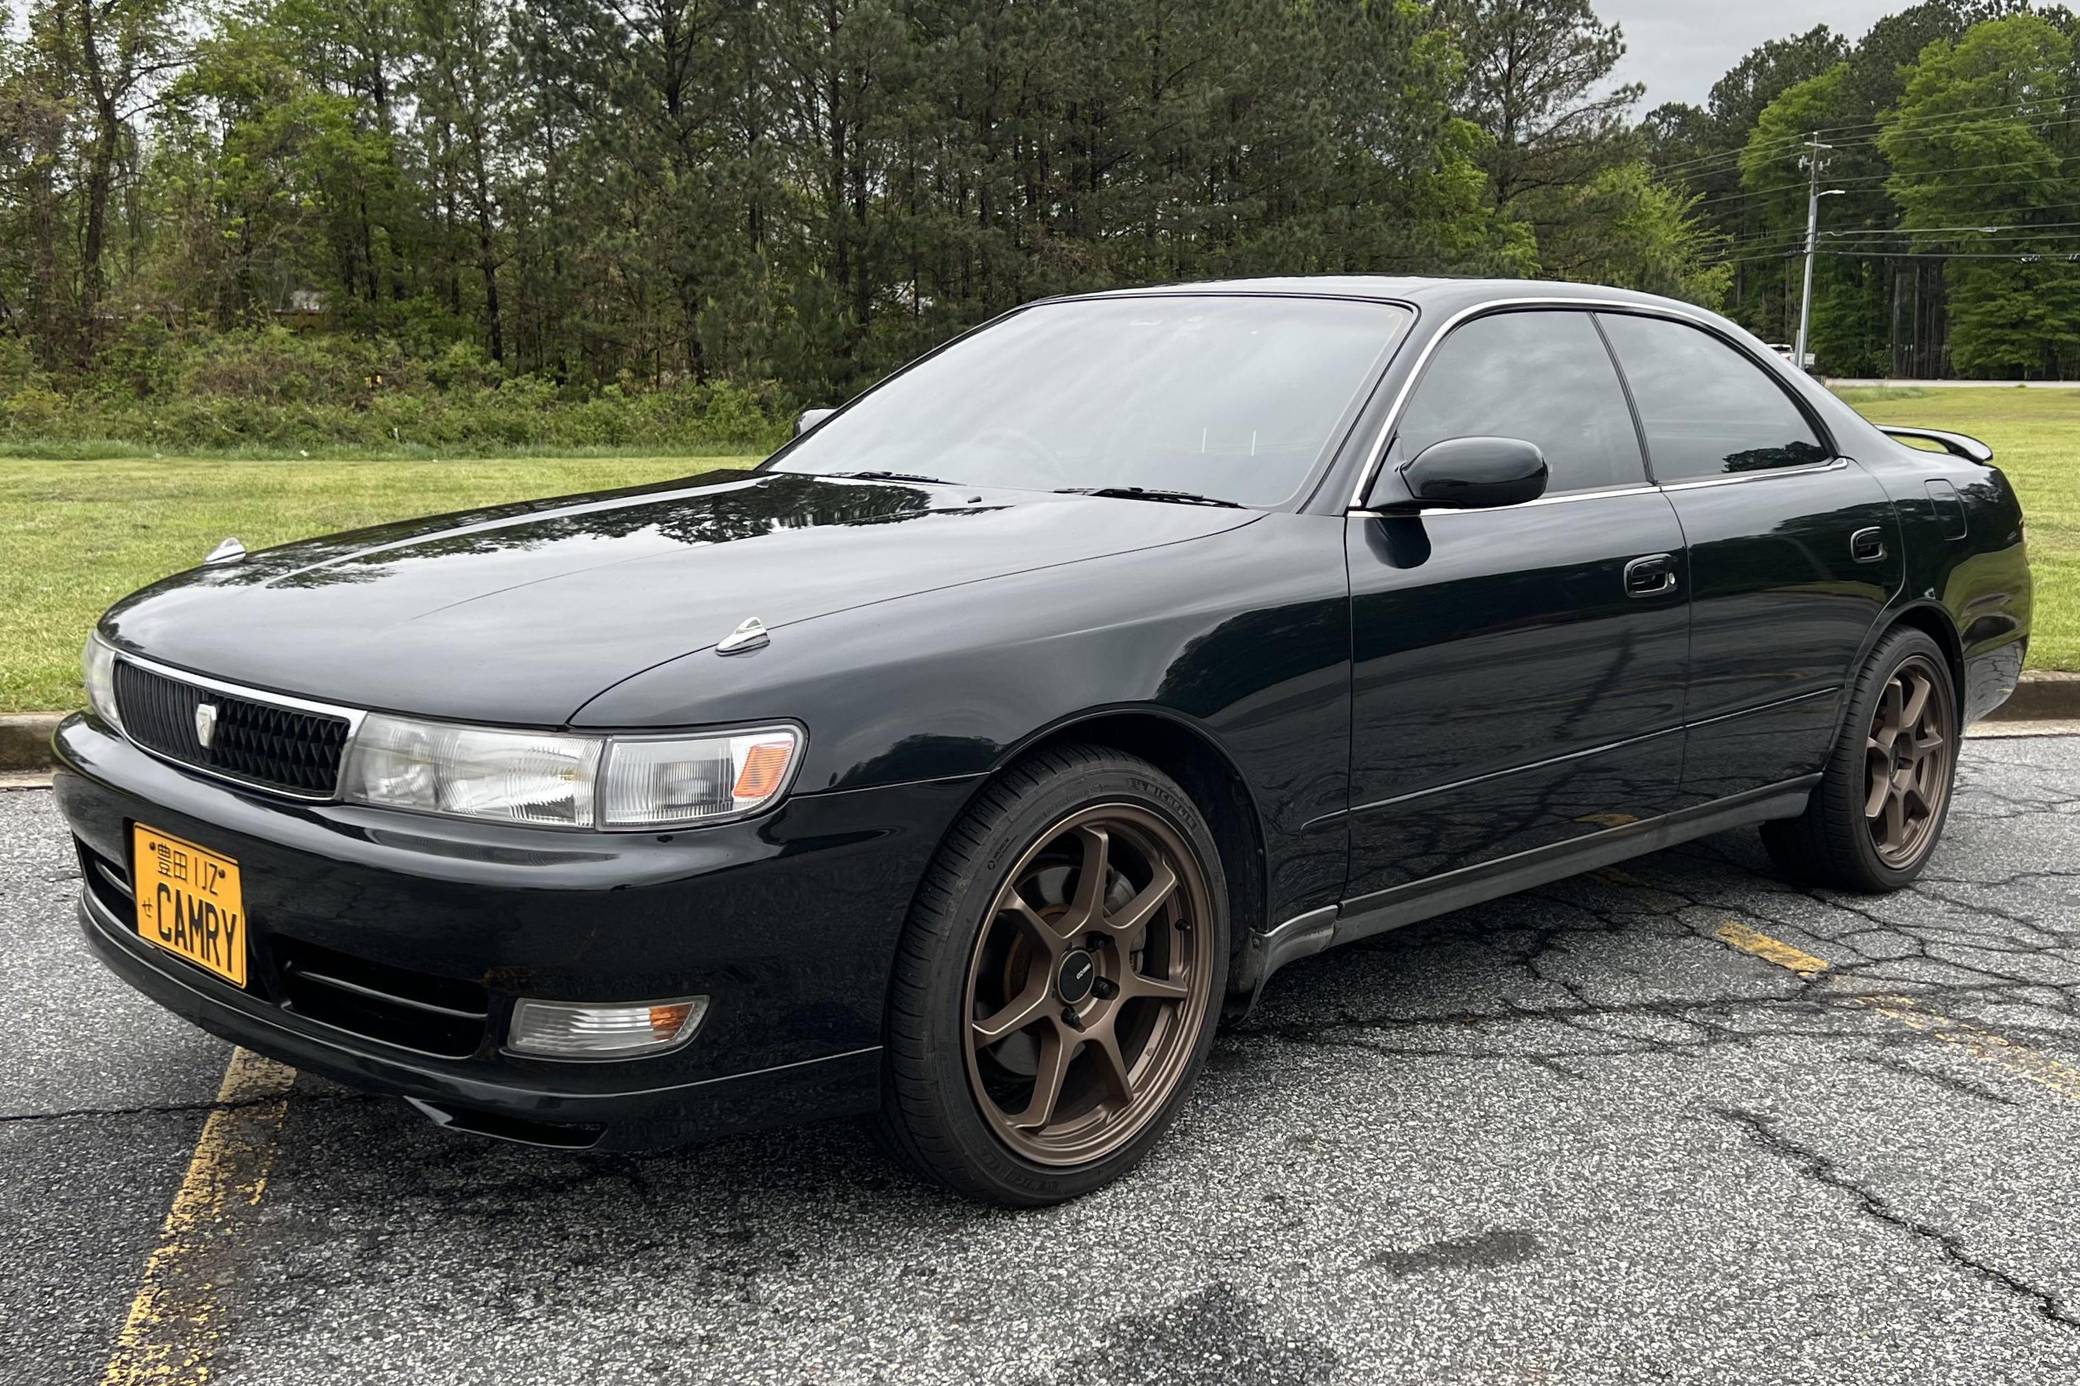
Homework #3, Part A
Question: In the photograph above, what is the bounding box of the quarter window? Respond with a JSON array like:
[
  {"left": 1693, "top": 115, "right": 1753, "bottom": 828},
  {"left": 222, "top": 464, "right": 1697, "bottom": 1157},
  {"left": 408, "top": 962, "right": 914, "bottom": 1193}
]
[
  {"left": 1597, "top": 313, "right": 1829, "bottom": 482},
  {"left": 1394, "top": 310, "right": 1645, "bottom": 494}
]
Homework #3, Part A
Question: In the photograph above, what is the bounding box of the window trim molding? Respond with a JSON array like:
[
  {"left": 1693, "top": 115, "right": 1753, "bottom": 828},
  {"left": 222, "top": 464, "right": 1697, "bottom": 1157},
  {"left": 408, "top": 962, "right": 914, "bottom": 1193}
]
[
  {"left": 1348, "top": 481, "right": 1660, "bottom": 520},
  {"left": 1345, "top": 296, "right": 1839, "bottom": 510},
  {"left": 1656, "top": 458, "right": 1849, "bottom": 492}
]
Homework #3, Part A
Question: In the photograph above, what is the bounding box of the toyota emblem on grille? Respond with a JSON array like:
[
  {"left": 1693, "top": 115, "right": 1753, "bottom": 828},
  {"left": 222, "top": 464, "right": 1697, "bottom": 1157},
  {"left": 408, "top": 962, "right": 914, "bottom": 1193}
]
[{"left": 194, "top": 701, "right": 219, "bottom": 750}]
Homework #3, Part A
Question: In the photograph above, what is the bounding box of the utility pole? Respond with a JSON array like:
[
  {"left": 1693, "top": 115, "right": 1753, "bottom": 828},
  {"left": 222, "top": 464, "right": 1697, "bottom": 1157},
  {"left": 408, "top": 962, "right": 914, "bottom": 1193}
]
[{"left": 1794, "top": 133, "right": 1842, "bottom": 372}]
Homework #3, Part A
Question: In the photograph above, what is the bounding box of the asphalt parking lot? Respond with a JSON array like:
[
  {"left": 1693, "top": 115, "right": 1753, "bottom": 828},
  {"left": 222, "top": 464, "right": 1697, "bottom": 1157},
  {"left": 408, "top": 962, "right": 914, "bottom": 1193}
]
[{"left": 5, "top": 734, "right": 2079, "bottom": 1385}]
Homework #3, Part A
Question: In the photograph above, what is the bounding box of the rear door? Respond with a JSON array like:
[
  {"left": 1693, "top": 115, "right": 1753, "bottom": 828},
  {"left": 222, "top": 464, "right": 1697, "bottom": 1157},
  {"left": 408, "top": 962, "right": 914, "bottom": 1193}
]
[
  {"left": 1343, "top": 308, "right": 1690, "bottom": 900},
  {"left": 1596, "top": 312, "right": 1901, "bottom": 806}
]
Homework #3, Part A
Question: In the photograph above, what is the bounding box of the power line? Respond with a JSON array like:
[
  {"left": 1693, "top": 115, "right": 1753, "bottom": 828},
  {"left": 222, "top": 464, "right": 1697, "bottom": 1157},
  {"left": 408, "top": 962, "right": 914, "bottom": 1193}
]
[
  {"left": 1691, "top": 158, "right": 2068, "bottom": 211},
  {"left": 1711, "top": 228, "right": 2080, "bottom": 259},
  {"left": 1805, "top": 112, "right": 2080, "bottom": 162},
  {"left": 1653, "top": 96, "right": 2077, "bottom": 178},
  {"left": 1831, "top": 249, "right": 2080, "bottom": 260},
  {"left": 1660, "top": 94, "right": 2078, "bottom": 172},
  {"left": 1708, "top": 241, "right": 2080, "bottom": 267},
  {"left": 1720, "top": 214, "right": 2080, "bottom": 253},
  {"left": 1705, "top": 195, "right": 2080, "bottom": 249},
  {"left": 1805, "top": 94, "right": 2076, "bottom": 141},
  {"left": 1834, "top": 223, "right": 2080, "bottom": 241}
]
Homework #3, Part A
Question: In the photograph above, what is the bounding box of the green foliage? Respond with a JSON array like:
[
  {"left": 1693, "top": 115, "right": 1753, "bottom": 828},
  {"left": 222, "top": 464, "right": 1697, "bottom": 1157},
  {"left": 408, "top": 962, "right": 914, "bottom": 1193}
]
[
  {"left": 1, "top": 0, "right": 1716, "bottom": 434},
  {"left": 1657, "top": 5, "right": 2080, "bottom": 378},
  {"left": 1536, "top": 162, "right": 1731, "bottom": 306},
  {"left": 1709, "top": 25, "right": 1849, "bottom": 135},
  {"left": 1734, "top": 63, "right": 1863, "bottom": 353},
  {"left": 1882, "top": 14, "right": 2080, "bottom": 379},
  {"left": 0, "top": 328, "right": 791, "bottom": 454}
]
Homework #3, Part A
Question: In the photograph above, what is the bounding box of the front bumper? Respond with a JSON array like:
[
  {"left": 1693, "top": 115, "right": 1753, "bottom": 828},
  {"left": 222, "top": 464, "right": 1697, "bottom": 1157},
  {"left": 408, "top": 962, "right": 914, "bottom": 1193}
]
[{"left": 54, "top": 715, "right": 976, "bottom": 1150}]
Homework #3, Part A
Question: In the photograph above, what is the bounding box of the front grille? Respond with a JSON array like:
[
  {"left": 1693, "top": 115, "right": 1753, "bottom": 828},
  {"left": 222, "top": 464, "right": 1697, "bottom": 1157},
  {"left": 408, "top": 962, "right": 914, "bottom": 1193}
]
[
  {"left": 275, "top": 938, "right": 491, "bottom": 1058},
  {"left": 114, "top": 661, "right": 349, "bottom": 798}
]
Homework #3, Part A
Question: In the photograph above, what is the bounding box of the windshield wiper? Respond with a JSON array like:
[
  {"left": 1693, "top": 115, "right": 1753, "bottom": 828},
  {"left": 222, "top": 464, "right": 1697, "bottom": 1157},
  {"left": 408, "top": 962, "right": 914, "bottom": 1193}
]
[
  {"left": 1054, "top": 486, "right": 1243, "bottom": 508},
  {"left": 828, "top": 470, "right": 950, "bottom": 485}
]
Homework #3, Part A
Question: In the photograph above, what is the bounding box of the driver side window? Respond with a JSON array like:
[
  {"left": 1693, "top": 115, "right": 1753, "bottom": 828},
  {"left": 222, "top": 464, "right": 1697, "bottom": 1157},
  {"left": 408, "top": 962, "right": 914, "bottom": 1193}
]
[{"left": 1396, "top": 310, "right": 1645, "bottom": 495}]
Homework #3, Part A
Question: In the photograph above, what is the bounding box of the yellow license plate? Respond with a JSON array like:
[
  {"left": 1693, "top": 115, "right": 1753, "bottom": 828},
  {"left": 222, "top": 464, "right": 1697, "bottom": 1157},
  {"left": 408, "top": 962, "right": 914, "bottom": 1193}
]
[{"left": 132, "top": 825, "right": 247, "bottom": 988}]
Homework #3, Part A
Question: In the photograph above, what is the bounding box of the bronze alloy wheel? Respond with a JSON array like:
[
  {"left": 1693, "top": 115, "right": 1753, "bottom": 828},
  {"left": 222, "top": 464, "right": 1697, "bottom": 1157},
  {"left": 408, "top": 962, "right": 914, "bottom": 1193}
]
[
  {"left": 961, "top": 803, "right": 1215, "bottom": 1166},
  {"left": 1865, "top": 652, "right": 1955, "bottom": 869}
]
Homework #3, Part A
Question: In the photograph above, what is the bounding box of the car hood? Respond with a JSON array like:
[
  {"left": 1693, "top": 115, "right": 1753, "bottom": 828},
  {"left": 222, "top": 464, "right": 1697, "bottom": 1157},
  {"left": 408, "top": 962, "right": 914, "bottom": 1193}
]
[{"left": 103, "top": 469, "right": 1256, "bottom": 725}]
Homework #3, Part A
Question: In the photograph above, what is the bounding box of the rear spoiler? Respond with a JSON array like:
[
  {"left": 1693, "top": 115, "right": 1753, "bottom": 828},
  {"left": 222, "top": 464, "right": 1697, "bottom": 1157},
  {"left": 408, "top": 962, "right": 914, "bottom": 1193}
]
[{"left": 1878, "top": 426, "right": 1994, "bottom": 464}]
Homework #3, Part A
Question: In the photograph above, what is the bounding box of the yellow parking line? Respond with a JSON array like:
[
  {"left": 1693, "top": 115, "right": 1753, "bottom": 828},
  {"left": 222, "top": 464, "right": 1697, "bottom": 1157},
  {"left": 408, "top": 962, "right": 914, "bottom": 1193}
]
[
  {"left": 1709, "top": 919, "right": 2080, "bottom": 1103},
  {"left": 102, "top": 1048, "right": 296, "bottom": 1386},
  {"left": 1713, "top": 921, "right": 1832, "bottom": 978},
  {"left": 1857, "top": 994, "right": 2080, "bottom": 1103}
]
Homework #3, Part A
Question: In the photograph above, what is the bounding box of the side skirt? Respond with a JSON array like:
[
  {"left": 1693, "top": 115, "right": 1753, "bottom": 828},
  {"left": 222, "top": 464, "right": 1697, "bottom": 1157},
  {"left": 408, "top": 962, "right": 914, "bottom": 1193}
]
[{"left": 1231, "top": 776, "right": 1819, "bottom": 1010}]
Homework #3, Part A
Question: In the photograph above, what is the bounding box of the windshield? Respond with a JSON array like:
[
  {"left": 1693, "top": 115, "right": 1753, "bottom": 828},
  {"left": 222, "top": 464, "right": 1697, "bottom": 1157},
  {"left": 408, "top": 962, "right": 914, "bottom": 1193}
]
[{"left": 770, "top": 295, "right": 1410, "bottom": 507}]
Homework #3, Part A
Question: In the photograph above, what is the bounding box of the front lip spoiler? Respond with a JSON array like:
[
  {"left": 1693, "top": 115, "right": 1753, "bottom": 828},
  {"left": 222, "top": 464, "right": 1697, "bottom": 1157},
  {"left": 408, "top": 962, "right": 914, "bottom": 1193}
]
[{"left": 78, "top": 884, "right": 882, "bottom": 1147}]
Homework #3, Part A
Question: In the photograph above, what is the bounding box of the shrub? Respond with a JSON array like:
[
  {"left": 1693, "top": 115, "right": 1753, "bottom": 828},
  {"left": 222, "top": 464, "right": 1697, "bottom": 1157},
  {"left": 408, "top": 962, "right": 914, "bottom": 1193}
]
[
  {"left": 0, "top": 329, "right": 793, "bottom": 456},
  {"left": 178, "top": 328, "right": 384, "bottom": 406}
]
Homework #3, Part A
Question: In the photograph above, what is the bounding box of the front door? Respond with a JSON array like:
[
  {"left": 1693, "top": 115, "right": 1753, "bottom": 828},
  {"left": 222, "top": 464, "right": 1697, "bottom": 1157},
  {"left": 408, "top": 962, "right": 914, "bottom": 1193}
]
[
  {"left": 1344, "top": 309, "right": 1691, "bottom": 902},
  {"left": 1594, "top": 312, "right": 1902, "bottom": 805}
]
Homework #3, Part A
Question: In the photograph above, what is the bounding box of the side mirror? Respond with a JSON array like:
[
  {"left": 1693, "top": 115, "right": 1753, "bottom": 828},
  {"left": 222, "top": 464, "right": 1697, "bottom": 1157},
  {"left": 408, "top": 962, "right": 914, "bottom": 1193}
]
[
  {"left": 796, "top": 407, "right": 836, "bottom": 437},
  {"left": 1369, "top": 436, "right": 1548, "bottom": 512}
]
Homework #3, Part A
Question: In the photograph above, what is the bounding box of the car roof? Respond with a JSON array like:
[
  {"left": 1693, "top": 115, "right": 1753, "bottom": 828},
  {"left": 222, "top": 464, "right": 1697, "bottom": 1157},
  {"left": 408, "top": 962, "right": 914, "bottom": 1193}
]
[
  {"left": 1059, "top": 275, "right": 1900, "bottom": 465},
  {"left": 1082, "top": 275, "right": 1694, "bottom": 316}
]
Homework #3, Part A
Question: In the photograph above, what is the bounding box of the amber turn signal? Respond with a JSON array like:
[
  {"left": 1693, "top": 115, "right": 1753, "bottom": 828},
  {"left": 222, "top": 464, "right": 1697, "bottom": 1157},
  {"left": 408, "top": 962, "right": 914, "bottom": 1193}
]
[
  {"left": 507, "top": 996, "right": 709, "bottom": 1059},
  {"left": 732, "top": 740, "right": 793, "bottom": 799}
]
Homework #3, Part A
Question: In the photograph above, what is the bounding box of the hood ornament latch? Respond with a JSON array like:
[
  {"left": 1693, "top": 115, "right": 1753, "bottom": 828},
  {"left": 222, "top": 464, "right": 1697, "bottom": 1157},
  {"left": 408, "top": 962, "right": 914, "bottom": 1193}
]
[
  {"left": 204, "top": 536, "right": 247, "bottom": 565},
  {"left": 716, "top": 616, "right": 770, "bottom": 655}
]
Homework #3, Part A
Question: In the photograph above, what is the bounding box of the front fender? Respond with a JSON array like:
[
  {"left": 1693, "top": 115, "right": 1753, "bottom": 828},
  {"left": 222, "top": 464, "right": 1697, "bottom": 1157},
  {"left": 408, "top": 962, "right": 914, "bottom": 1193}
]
[{"left": 572, "top": 514, "right": 1356, "bottom": 924}]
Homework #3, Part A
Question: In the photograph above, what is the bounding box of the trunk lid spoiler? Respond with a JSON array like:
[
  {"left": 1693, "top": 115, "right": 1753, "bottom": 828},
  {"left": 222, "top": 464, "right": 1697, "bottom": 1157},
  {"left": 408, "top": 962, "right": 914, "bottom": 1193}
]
[{"left": 1878, "top": 426, "right": 1994, "bottom": 464}]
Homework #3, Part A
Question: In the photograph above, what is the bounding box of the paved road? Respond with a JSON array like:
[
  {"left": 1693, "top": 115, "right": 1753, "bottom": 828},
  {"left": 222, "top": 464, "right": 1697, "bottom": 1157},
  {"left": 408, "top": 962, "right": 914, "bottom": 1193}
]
[{"left": 5, "top": 736, "right": 2079, "bottom": 1384}]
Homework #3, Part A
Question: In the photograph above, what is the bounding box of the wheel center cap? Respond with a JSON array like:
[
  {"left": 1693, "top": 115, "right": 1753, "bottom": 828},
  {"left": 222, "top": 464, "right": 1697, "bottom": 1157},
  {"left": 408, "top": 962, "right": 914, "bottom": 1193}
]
[{"left": 1056, "top": 950, "right": 1098, "bottom": 1005}]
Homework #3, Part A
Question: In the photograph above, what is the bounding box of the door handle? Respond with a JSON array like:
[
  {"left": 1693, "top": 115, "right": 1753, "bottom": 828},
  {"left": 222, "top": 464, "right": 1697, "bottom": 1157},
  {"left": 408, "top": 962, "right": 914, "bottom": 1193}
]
[
  {"left": 1851, "top": 526, "right": 1886, "bottom": 563},
  {"left": 1624, "top": 553, "right": 1678, "bottom": 597}
]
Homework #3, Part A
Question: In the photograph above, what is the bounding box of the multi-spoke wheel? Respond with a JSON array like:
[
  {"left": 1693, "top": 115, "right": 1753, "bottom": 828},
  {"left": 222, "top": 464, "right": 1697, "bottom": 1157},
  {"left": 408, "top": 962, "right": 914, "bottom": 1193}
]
[
  {"left": 1864, "top": 654, "right": 1954, "bottom": 869},
  {"left": 1763, "top": 627, "right": 1959, "bottom": 891},
  {"left": 964, "top": 804, "right": 1214, "bottom": 1166},
  {"left": 880, "top": 746, "right": 1228, "bottom": 1204}
]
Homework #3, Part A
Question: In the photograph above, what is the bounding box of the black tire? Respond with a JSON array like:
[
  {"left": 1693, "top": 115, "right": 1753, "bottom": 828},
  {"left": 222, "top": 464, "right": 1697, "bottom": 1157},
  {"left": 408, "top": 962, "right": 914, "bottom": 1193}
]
[
  {"left": 1761, "top": 627, "right": 1959, "bottom": 892},
  {"left": 879, "top": 744, "right": 1229, "bottom": 1205}
]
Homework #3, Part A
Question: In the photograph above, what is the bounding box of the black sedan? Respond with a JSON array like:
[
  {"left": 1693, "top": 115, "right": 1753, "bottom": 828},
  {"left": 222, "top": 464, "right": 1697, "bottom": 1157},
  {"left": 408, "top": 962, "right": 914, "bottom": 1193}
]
[{"left": 54, "top": 278, "right": 2031, "bottom": 1204}]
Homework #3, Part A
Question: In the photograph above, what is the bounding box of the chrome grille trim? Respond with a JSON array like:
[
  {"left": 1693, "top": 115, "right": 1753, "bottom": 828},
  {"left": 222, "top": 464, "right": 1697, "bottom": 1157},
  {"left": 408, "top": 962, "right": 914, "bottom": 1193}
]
[{"left": 108, "top": 651, "right": 366, "bottom": 802}]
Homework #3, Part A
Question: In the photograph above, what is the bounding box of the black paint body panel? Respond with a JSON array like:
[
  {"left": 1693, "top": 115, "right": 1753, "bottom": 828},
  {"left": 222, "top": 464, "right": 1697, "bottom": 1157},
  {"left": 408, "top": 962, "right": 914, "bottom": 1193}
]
[
  {"left": 54, "top": 276, "right": 2033, "bottom": 1148},
  {"left": 1344, "top": 490, "right": 1690, "bottom": 899},
  {"left": 1667, "top": 462, "right": 1902, "bottom": 804}
]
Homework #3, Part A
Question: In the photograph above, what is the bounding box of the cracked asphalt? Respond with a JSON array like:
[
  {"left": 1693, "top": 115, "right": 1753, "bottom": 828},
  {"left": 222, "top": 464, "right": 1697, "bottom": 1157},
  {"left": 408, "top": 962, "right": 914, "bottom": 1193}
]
[{"left": 4, "top": 734, "right": 2079, "bottom": 1384}]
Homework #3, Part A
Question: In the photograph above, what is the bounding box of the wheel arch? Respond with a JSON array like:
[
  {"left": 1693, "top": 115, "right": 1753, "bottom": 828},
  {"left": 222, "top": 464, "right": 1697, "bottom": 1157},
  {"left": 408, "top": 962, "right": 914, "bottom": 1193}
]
[
  {"left": 1882, "top": 600, "right": 1966, "bottom": 700},
  {"left": 1830, "top": 600, "right": 1966, "bottom": 750},
  {"left": 966, "top": 707, "right": 1270, "bottom": 976}
]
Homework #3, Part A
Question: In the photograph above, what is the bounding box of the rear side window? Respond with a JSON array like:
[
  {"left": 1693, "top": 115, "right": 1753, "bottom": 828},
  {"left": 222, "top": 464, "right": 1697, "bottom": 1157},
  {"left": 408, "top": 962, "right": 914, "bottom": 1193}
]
[
  {"left": 1597, "top": 314, "right": 1829, "bottom": 482},
  {"left": 1395, "top": 310, "right": 1644, "bottom": 494}
]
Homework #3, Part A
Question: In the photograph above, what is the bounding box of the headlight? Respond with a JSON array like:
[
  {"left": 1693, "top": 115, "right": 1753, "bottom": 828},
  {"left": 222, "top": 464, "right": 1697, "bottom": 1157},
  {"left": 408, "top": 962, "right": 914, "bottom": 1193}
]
[
  {"left": 342, "top": 715, "right": 602, "bottom": 826},
  {"left": 599, "top": 730, "right": 801, "bottom": 828},
  {"left": 339, "top": 714, "right": 801, "bottom": 830},
  {"left": 83, "top": 635, "right": 123, "bottom": 731}
]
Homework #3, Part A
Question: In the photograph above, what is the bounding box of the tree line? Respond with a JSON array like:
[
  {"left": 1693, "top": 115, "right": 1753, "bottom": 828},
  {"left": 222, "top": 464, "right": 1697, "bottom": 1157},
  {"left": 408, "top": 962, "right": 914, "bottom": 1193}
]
[
  {"left": 1, "top": 0, "right": 2075, "bottom": 450},
  {"left": 1649, "top": 1, "right": 2080, "bottom": 379}
]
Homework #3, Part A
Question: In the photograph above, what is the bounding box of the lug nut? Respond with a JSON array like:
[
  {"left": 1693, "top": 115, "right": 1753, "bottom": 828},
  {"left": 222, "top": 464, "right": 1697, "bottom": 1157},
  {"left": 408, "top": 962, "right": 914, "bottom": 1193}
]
[{"left": 1091, "top": 978, "right": 1119, "bottom": 999}]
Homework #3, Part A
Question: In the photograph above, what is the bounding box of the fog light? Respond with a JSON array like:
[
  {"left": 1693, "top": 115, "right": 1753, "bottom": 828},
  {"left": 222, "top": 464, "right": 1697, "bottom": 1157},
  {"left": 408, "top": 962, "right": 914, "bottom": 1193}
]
[{"left": 507, "top": 996, "right": 708, "bottom": 1058}]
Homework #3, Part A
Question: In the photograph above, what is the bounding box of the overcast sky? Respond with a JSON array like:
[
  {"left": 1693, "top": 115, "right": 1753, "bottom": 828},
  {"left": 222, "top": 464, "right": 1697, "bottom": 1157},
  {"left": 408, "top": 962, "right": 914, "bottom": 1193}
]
[{"left": 1599, "top": 1, "right": 1909, "bottom": 110}]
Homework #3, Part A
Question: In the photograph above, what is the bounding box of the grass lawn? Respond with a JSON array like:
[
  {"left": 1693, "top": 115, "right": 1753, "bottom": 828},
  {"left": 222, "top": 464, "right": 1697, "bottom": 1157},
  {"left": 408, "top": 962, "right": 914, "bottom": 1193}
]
[
  {"left": 0, "top": 454, "right": 753, "bottom": 712},
  {"left": 1837, "top": 386, "right": 2077, "bottom": 677},
  {"left": 0, "top": 387, "right": 2071, "bottom": 713}
]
